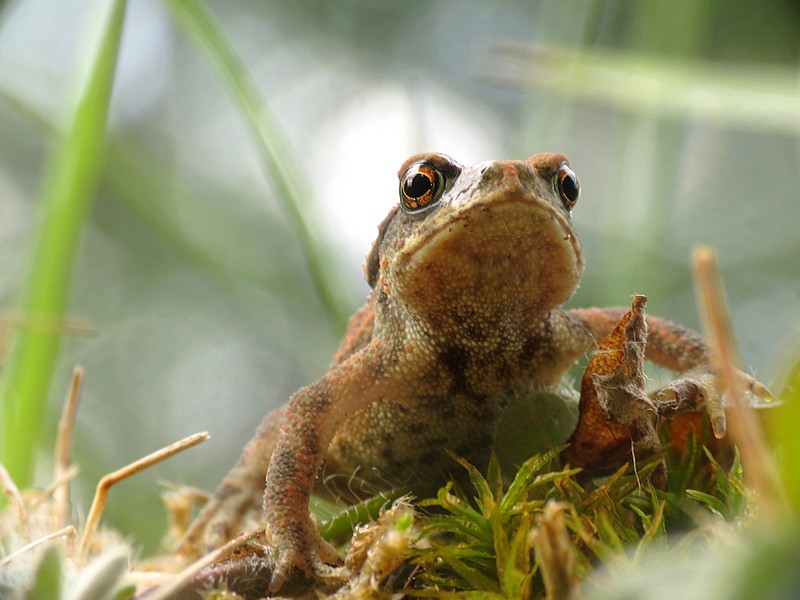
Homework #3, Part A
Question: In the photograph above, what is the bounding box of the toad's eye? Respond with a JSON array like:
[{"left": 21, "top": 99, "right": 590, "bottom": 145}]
[
  {"left": 400, "top": 163, "right": 445, "bottom": 212},
  {"left": 556, "top": 163, "right": 580, "bottom": 210}
]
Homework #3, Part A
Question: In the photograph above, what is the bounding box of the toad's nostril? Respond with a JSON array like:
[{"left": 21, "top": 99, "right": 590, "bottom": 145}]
[
  {"left": 515, "top": 162, "right": 537, "bottom": 183},
  {"left": 477, "top": 161, "right": 504, "bottom": 185}
]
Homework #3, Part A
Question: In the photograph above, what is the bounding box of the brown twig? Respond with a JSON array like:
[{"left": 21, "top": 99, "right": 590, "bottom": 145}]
[
  {"left": 0, "top": 461, "right": 25, "bottom": 525},
  {"left": 692, "top": 245, "right": 783, "bottom": 514},
  {"left": 26, "top": 465, "right": 80, "bottom": 516},
  {"left": 78, "top": 431, "right": 210, "bottom": 562},
  {"left": 55, "top": 366, "right": 84, "bottom": 530}
]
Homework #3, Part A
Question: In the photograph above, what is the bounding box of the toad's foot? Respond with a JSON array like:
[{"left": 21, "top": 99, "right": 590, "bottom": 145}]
[
  {"left": 180, "top": 484, "right": 262, "bottom": 555},
  {"left": 268, "top": 516, "right": 350, "bottom": 592},
  {"left": 262, "top": 341, "right": 391, "bottom": 592},
  {"left": 658, "top": 368, "right": 772, "bottom": 439}
]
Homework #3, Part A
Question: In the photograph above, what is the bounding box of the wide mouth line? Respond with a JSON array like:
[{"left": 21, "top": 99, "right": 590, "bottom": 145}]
[{"left": 399, "top": 196, "right": 575, "bottom": 268}]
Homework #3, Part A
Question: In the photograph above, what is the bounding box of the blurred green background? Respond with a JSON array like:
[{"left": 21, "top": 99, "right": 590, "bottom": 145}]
[{"left": 0, "top": 0, "right": 798, "bottom": 553}]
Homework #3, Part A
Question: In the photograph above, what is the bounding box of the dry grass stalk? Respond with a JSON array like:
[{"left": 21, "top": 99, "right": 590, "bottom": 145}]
[
  {"left": 0, "top": 312, "right": 94, "bottom": 360},
  {"left": 692, "top": 245, "right": 783, "bottom": 514},
  {"left": 0, "top": 461, "right": 25, "bottom": 525},
  {"left": 29, "top": 465, "right": 80, "bottom": 517},
  {"left": 0, "top": 525, "right": 77, "bottom": 568},
  {"left": 78, "top": 431, "right": 210, "bottom": 562},
  {"left": 530, "top": 501, "right": 582, "bottom": 600},
  {"left": 145, "top": 529, "right": 261, "bottom": 600},
  {"left": 161, "top": 486, "right": 210, "bottom": 549},
  {"left": 55, "top": 365, "right": 84, "bottom": 530}
]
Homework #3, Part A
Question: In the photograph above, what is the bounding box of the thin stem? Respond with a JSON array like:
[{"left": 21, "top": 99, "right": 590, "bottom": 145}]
[{"left": 164, "top": 0, "right": 349, "bottom": 332}]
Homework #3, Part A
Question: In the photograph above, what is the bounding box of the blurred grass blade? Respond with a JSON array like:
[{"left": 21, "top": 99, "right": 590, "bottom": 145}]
[
  {"left": 0, "top": 0, "right": 128, "bottom": 486},
  {"left": 771, "top": 351, "right": 800, "bottom": 512},
  {"left": 0, "top": 92, "right": 298, "bottom": 288},
  {"left": 490, "top": 44, "right": 800, "bottom": 134},
  {"left": 27, "top": 547, "right": 62, "bottom": 600},
  {"left": 164, "top": 0, "right": 349, "bottom": 331},
  {"left": 69, "top": 548, "right": 128, "bottom": 600}
]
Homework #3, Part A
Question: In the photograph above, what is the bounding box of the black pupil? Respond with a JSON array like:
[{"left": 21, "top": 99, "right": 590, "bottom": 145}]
[
  {"left": 405, "top": 172, "right": 433, "bottom": 198},
  {"left": 561, "top": 174, "right": 578, "bottom": 202}
]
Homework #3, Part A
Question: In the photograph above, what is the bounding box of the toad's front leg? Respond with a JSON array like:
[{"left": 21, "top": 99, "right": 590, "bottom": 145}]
[{"left": 264, "top": 340, "right": 392, "bottom": 592}]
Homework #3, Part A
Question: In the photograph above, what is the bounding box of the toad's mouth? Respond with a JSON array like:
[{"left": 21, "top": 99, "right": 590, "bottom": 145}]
[{"left": 400, "top": 193, "right": 581, "bottom": 272}]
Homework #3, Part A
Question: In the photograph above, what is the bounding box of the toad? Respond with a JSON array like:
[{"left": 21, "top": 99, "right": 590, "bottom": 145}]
[{"left": 182, "top": 152, "right": 765, "bottom": 591}]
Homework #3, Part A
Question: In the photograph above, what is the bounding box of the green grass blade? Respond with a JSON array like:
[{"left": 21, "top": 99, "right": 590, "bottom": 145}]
[
  {"left": 435, "top": 552, "right": 503, "bottom": 594},
  {"left": 315, "top": 487, "right": 410, "bottom": 541},
  {"left": 685, "top": 490, "right": 726, "bottom": 516},
  {"left": 499, "top": 446, "right": 564, "bottom": 514},
  {"left": 419, "top": 515, "right": 485, "bottom": 542},
  {"left": 0, "top": 0, "right": 128, "bottom": 487},
  {"left": 163, "top": 0, "right": 349, "bottom": 332},
  {"left": 450, "top": 454, "right": 495, "bottom": 515}
]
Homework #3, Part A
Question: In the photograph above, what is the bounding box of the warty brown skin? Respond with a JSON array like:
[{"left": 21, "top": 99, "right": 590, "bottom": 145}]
[{"left": 182, "top": 152, "right": 727, "bottom": 591}]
